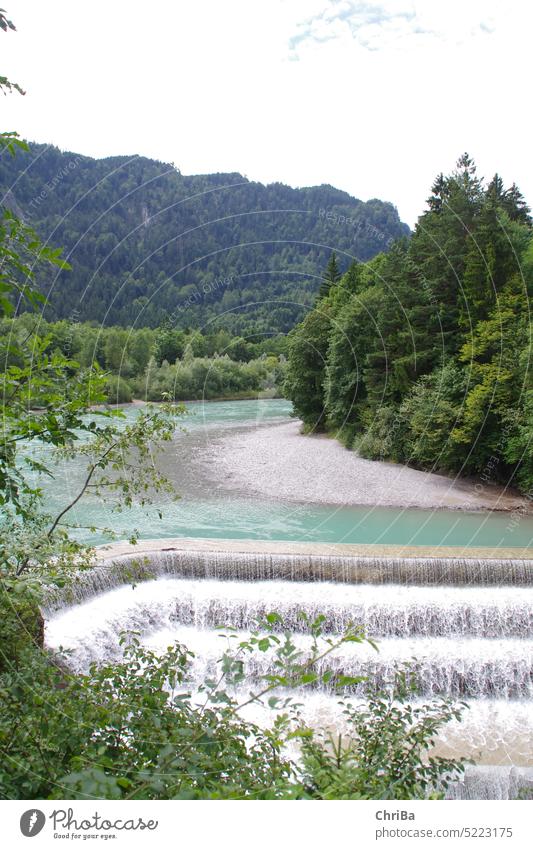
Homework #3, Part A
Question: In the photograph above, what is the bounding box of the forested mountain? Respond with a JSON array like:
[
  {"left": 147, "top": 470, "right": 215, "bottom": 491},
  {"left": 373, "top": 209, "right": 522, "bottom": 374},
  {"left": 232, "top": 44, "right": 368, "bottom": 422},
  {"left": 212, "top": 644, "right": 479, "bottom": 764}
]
[
  {"left": 285, "top": 155, "right": 533, "bottom": 493},
  {"left": 0, "top": 142, "right": 408, "bottom": 332}
]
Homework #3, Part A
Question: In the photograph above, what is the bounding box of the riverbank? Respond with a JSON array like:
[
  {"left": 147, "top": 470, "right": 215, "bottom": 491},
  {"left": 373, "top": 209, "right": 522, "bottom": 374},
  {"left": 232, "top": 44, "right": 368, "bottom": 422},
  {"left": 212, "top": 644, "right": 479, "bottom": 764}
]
[{"left": 206, "top": 419, "right": 528, "bottom": 512}]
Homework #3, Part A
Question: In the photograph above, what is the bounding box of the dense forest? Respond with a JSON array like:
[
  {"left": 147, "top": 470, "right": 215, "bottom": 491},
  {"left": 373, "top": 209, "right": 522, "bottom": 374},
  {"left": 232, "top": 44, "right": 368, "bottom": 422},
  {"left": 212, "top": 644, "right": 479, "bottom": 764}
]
[
  {"left": 285, "top": 155, "right": 533, "bottom": 494},
  {"left": 0, "top": 143, "right": 408, "bottom": 333},
  {"left": 2, "top": 315, "right": 287, "bottom": 402}
]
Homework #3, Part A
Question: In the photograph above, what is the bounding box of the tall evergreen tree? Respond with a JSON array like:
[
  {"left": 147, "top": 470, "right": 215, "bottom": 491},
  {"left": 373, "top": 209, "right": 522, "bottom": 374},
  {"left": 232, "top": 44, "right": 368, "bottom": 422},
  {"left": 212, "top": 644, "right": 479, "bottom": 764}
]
[
  {"left": 362, "top": 240, "right": 437, "bottom": 409},
  {"left": 317, "top": 251, "right": 341, "bottom": 300},
  {"left": 324, "top": 284, "right": 382, "bottom": 438},
  {"left": 501, "top": 183, "right": 531, "bottom": 225},
  {"left": 426, "top": 173, "right": 447, "bottom": 214},
  {"left": 409, "top": 154, "right": 483, "bottom": 354},
  {"left": 460, "top": 175, "right": 531, "bottom": 330}
]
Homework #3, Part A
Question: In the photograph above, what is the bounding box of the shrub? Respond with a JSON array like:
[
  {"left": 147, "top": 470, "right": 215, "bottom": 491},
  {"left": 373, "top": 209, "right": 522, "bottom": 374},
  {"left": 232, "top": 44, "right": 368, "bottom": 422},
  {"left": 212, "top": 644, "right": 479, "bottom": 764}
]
[
  {"left": 105, "top": 375, "right": 133, "bottom": 404},
  {"left": 0, "top": 584, "right": 43, "bottom": 673}
]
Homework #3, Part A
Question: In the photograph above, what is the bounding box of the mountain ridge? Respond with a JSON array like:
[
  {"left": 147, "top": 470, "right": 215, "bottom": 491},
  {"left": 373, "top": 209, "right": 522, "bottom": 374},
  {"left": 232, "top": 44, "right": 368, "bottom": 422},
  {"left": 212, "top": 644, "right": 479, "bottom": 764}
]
[{"left": 0, "top": 142, "right": 409, "bottom": 332}]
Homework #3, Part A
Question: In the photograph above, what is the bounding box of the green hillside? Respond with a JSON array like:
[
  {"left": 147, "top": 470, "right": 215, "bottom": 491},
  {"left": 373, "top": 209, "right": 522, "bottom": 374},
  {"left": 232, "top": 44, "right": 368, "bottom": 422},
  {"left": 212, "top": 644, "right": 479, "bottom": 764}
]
[{"left": 0, "top": 142, "right": 408, "bottom": 332}]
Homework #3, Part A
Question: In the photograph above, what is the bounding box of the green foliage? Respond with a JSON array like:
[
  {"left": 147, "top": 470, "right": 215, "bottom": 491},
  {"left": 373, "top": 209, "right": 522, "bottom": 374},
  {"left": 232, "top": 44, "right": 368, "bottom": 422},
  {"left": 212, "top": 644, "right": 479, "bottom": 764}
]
[
  {"left": 397, "top": 361, "right": 467, "bottom": 469},
  {"left": 284, "top": 304, "right": 333, "bottom": 430},
  {"left": 154, "top": 326, "right": 186, "bottom": 365},
  {"left": 318, "top": 251, "right": 341, "bottom": 300},
  {"left": 286, "top": 155, "right": 533, "bottom": 491},
  {"left": 138, "top": 353, "right": 284, "bottom": 402},
  {"left": 2, "top": 314, "right": 289, "bottom": 403},
  {"left": 105, "top": 374, "right": 133, "bottom": 404},
  {"left": 299, "top": 667, "right": 467, "bottom": 800},
  {"left": 0, "top": 208, "right": 69, "bottom": 317},
  {"left": 0, "top": 582, "right": 43, "bottom": 673},
  {"left": 324, "top": 278, "right": 386, "bottom": 439},
  {"left": 503, "top": 384, "right": 533, "bottom": 492},
  {"left": 355, "top": 405, "right": 406, "bottom": 461},
  {"left": 0, "top": 637, "right": 292, "bottom": 800}
]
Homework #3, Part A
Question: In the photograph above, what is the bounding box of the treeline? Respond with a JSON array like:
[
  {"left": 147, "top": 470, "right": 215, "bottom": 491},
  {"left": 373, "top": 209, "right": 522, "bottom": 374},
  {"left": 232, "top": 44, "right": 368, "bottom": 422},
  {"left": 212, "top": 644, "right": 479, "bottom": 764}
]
[
  {"left": 0, "top": 143, "right": 408, "bottom": 333},
  {"left": 2, "top": 315, "right": 287, "bottom": 402},
  {"left": 285, "top": 155, "right": 533, "bottom": 494}
]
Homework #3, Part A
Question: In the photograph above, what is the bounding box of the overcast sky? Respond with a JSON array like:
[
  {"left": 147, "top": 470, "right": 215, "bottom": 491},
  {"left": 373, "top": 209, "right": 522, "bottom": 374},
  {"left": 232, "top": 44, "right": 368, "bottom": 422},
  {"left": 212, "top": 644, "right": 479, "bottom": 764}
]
[{"left": 2, "top": 0, "right": 531, "bottom": 226}]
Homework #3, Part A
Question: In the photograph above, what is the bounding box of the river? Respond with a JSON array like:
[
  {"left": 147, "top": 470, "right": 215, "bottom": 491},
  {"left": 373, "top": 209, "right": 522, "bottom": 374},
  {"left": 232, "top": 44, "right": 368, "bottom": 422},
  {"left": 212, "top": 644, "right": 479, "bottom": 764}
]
[{"left": 32, "top": 399, "right": 533, "bottom": 547}]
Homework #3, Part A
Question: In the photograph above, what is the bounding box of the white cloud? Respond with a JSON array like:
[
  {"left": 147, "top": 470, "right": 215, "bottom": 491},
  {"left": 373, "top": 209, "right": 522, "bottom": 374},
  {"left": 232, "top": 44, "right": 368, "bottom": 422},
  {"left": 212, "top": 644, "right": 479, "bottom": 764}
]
[
  {"left": 287, "top": 0, "right": 503, "bottom": 58},
  {"left": 288, "top": 1, "right": 421, "bottom": 58}
]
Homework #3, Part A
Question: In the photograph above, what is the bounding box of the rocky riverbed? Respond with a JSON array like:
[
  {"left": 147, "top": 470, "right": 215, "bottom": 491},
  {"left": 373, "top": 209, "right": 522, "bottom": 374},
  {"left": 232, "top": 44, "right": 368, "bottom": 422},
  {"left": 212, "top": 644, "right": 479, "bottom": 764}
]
[{"left": 204, "top": 419, "right": 528, "bottom": 512}]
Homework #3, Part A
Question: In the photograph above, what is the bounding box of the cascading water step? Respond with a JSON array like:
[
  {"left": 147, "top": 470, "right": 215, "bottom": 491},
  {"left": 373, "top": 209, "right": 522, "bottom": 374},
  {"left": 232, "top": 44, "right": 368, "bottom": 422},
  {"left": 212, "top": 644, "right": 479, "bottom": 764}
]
[
  {"left": 44, "top": 577, "right": 533, "bottom": 639},
  {"left": 41, "top": 543, "right": 533, "bottom": 800},
  {"left": 445, "top": 766, "right": 533, "bottom": 800},
  {"left": 46, "top": 593, "right": 533, "bottom": 700},
  {"left": 43, "top": 546, "right": 533, "bottom": 610},
  {"left": 139, "top": 625, "right": 533, "bottom": 700}
]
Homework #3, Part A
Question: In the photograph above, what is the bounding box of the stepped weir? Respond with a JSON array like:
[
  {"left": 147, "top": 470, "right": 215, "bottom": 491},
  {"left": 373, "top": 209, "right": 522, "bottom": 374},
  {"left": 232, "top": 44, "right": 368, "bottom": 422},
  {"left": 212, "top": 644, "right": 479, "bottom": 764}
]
[{"left": 43, "top": 538, "right": 533, "bottom": 800}]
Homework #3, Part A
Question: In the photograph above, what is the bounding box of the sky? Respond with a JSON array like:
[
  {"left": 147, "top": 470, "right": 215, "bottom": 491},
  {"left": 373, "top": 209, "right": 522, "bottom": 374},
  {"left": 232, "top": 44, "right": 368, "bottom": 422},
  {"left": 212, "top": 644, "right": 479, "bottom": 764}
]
[{"left": 2, "top": 0, "right": 532, "bottom": 226}]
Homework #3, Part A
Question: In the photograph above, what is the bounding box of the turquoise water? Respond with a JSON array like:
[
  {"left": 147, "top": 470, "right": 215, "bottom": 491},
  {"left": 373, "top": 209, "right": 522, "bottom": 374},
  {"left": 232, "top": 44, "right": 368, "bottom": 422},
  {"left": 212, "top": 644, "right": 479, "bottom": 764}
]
[{"left": 29, "top": 399, "right": 533, "bottom": 548}]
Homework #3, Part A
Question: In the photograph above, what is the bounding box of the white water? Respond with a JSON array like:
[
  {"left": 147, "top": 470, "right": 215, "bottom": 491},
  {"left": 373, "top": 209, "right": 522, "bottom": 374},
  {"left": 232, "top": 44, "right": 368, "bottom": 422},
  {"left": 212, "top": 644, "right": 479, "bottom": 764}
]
[
  {"left": 47, "top": 606, "right": 533, "bottom": 700},
  {"left": 44, "top": 562, "right": 533, "bottom": 800},
  {"left": 45, "top": 577, "right": 533, "bottom": 640},
  {"left": 42, "top": 551, "right": 533, "bottom": 613}
]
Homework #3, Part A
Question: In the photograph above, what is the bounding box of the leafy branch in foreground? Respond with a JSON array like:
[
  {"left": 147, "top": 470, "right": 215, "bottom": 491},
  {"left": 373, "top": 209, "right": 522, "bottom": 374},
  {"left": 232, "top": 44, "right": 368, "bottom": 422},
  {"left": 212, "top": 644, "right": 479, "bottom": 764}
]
[
  {"left": 298, "top": 665, "right": 469, "bottom": 800},
  {"left": 202, "top": 611, "right": 372, "bottom": 713},
  {"left": 0, "top": 209, "right": 67, "bottom": 317},
  {"left": 1, "top": 401, "right": 184, "bottom": 581},
  {"left": 0, "top": 8, "right": 25, "bottom": 98},
  {"left": 0, "top": 617, "right": 468, "bottom": 800},
  {"left": 0, "top": 204, "right": 185, "bottom": 579}
]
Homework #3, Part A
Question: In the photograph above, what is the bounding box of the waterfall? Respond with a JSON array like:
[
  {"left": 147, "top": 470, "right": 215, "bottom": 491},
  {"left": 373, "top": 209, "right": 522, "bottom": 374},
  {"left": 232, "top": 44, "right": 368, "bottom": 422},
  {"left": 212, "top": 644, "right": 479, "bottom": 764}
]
[
  {"left": 48, "top": 608, "right": 533, "bottom": 699},
  {"left": 43, "top": 548, "right": 533, "bottom": 611},
  {"left": 43, "top": 578, "right": 533, "bottom": 637},
  {"left": 446, "top": 767, "right": 533, "bottom": 800},
  {"left": 43, "top": 541, "right": 533, "bottom": 801}
]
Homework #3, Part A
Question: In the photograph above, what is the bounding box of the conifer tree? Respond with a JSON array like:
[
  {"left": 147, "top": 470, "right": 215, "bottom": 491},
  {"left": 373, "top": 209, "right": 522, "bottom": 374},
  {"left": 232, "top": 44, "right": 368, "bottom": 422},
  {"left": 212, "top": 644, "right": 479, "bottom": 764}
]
[{"left": 317, "top": 251, "right": 341, "bottom": 300}]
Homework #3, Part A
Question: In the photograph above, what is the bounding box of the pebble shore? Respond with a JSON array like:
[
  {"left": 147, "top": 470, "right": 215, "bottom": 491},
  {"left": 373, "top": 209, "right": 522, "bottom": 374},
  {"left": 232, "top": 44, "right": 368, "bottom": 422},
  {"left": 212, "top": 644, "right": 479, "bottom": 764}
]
[{"left": 206, "top": 420, "right": 527, "bottom": 512}]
